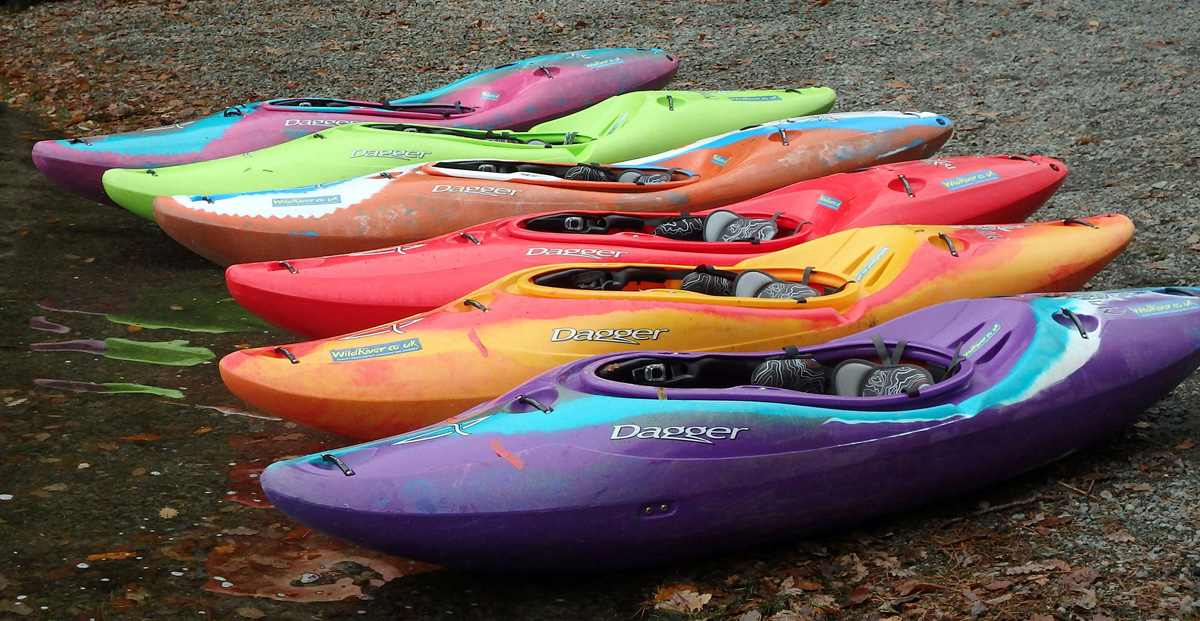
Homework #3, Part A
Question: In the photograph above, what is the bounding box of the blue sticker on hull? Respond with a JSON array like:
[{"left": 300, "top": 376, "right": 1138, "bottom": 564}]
[
  {"left": 941, "top": 169, "right": 1000, "bottom": 191},
  {"left": 330, "top": 338, "right": 422, "bottom": 362},
  {"left": 817, "top": 194, "right": 843, "bottom": 210}
]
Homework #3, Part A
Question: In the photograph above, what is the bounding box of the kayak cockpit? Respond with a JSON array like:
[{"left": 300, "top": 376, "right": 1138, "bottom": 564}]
[
  {"left": 366, "top": 126, "right": 596, "bottom": 147},
  {"left": 525, "top": 264, "right": 851, "bottom": 303},
  {"left": 265, "top": 99, "right": 480, "bottom": 117},
  {"left": 516, "top": 209, "right": 810, "bottom": 243},
  {"left": 424, "top": 160, "right": 700, "bottom": 192},
  {"left": 590, "top": 334, "right": 973, "bottom": 406}
]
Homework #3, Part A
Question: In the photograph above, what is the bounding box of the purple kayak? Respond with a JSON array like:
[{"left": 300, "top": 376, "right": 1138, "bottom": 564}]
[
  {"left": 261, "top": 287, "right": 1200, "bottom": 571},
  {"left": 31, "top": 48, "right": 678, "bottom": 205}
]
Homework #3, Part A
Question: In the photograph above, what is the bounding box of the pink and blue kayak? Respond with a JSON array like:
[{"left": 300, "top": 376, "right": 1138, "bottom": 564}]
[
  {"left": 261, "top": 288, "right": 1200, "bottom": 570},
  {"left": 31, "top": 48, "right": 679, "bottom": 205}
]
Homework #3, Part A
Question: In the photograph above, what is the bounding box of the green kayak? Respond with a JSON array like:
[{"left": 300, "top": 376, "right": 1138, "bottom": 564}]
[{"left": 101, "top": 88, "right": 836, "bottom": 219}]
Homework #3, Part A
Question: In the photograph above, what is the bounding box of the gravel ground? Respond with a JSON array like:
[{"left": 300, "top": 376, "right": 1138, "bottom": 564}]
[{"left": 1, "top": 1, "right": 1199, "bottom": 619}]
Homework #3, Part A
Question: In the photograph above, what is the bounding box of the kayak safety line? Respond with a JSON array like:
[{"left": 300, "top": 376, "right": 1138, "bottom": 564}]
[
  {"left": 274, "top": 346, "right": 300, "bottom": 364},
  {"left": 938, "top": 233, "right": 959, "bottom": 257},
  {"left": 463, "top": 299, "right": 490, "bottom": 312},
  {"left": 1164, "top": 287, "right": 1200, "bottom": 297},
  {"left": 898, "top": 174, "right": 914, "bottom": 197},
  {"left": 313, "top": 133, "right": 326, "bottom": 139},
  {"left": 515, "top": 394, "right": 553, "bottom": 413},
  {"left": 378, "top": 171, "right": 393, "bottom": 179},
  {"left": 1008, "top": 155, "right": 1035, "bottom": 163},
  {"left": 69, "top": 137, "right": 91, "bottom": 145},
  {"left": 222, "top": 107, "right": 244, "bottom": 117},
  {"left": 1062, "top": 218, "right": 1099, "bottom": 229},
  {"left": 321, "top": 453, "right": 355, "bottom": 476},
  {"left": 278, "top": 261, "right": 297, "bottom": 274},
  {"left": 1059, "top": 307, "right": 1089, "bottom": 339},
  {"left": 458, "top": 232, "right": 481, "bottom": 245}
]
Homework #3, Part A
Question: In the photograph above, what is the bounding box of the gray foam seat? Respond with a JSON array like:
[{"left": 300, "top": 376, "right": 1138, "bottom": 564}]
[{"left": 732, "top": 269, "right": 821, "bottom": 300}]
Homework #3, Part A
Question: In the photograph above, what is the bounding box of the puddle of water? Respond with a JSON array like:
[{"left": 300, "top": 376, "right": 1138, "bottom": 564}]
[
  {"left": 204, "top": 527, "right": 439, "bottom": 602},
  {"left": 29, "top": 316, "right": 71, "bottom": 333}
]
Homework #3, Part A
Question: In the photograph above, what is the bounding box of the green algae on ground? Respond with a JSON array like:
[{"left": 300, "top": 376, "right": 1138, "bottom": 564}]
[
  {"left": 100, "top": 382, "right": 185, "bottom": 398},
  {"left": 30, "top": 338, "right": 216, "bottom": 366},
  {"left": 106, "top": 298, "right": 272, "bottom": 334},
  {"left": 32, "top": 379, "right": 185, "bottom": 398},
  {"left": 103, "top": 338, "right": 215, "bottom": 366}
]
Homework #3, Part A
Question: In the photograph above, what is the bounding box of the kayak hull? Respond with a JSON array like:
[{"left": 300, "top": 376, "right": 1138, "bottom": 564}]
[
  {"left": 32, "top": 48, "right": 680, "bottom": 205},
  {"left": 220, "top": 215, "right": 1132, "bottom": 439},
  {"left": 155, "top": 111, "right": 948, "bottom": 264},
  {"left": 108, "top": 87, "right": 836, "bottom": 218},
  {"left": 260, "top": 288, "right": 1200, "bottom": 570},
  {"left": 225, "top": 154, "right": 1067, "bottom": 337}
]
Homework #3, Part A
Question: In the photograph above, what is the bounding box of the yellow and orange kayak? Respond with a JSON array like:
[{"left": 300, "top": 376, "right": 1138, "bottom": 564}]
[{"left": 221, "top": 215, "right": 1133, "bottom": 439}]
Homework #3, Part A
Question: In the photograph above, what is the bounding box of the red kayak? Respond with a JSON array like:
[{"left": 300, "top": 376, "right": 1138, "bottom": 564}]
[{"left": 227, "top": 155, "right": 1067, "bottom": 338}]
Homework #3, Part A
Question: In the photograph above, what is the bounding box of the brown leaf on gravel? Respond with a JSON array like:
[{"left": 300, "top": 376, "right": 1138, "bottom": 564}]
[
  {"left": 891, "top": 579, "right": 944, "bottom": 596},
  {"left": 236, "top": 608, "right": 265, "bottom": 619},
  {"left": 1034, "top": 514, "right": 1074, "bottom": 528},
  {"left": 1006, "top": 562, "right": 1054, "bottom": 575},
  {"left": 654, "top": 589, "right": 711, "bottom": 613},
  {"left": 117, "top": 434, "right": 162, "bottom": 442},
  {"left": 982, "top": 580, "right": 1012, "bottom": 591},
  {"left": 1060, "top": 568, "right": 1102, "bottom": 588},
  {"left": 1105, "top": 530, "right": 1135, "bottom": 542},
  {"left": 1175, "top": 439, "right": 1195, "bottom": 450},
  {"left": 847, "top": 585, "right": 871, "bottom": 605},
  {"left": 86, "top": 551, "right": 137, "bottom": 561},
  {"left": 1030, "top": 615, "right": 1055, "bottom": 621},
  {"left": 1122, "top": 483, "right": 1156, "bottom": 492},
  {"left": 654, "top": 584, "right": 699, "bottom": 602}
]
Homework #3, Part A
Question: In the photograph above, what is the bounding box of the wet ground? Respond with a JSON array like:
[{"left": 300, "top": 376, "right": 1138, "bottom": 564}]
[{"left": 0, "top": 104, "right": 695, "bottom": 619}]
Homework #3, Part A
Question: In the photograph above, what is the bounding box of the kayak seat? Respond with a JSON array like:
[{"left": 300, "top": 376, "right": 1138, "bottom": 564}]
[
  {"left": 752, "top": 335, "right": 956, "bottom": 398},
  {"left": 679, "top": 266, "right": 734, "bottom": 296},
  {"left": 654, "top": 209, "right": 783, "bottom": 243}
]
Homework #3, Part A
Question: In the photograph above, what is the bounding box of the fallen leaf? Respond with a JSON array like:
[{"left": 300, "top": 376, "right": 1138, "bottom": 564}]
[
  {"left": 1060, "top": 568, "right": 1101, "bottom": 588},
  {"left": 1175, "top": 439, "right": 1195, "bottom": 450},
  {"left": 1105, "top": 531, "right": 1135, "bottom": 543},
  {"left": 236, "top": 607, "right": 265, "bottom": 619},
  {"left": 654, "top": 589, "right": 711, "bottom": 613},
  {"left": 983, "top": 580, "right": 1012, "bottom": 591},
  {"left": 43, "top": 483, "right": 68, "bottom": 492},
  {"left": 892, "top": 580, "right": 944, "bottom": 596},
  {"left": 194, "top": 427, "right": 213, "bottom": 435},
  {"left": 117, "top": 434, "right": 162, "bottom": 442},
  {"left": 847, "top": 585, "right": 871, "bottom": 605},
  {"left": 212, "top": 544, "right": 236, "bottom": 554},
  {"left": 87, "top": 551, "right": 137, "bottom": 561},
  {"left": 159, "top": 507, "right": 179, "bottom": 519},
  {"left": 654, "top": 584, "right": 699, "bottom": 602}
]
